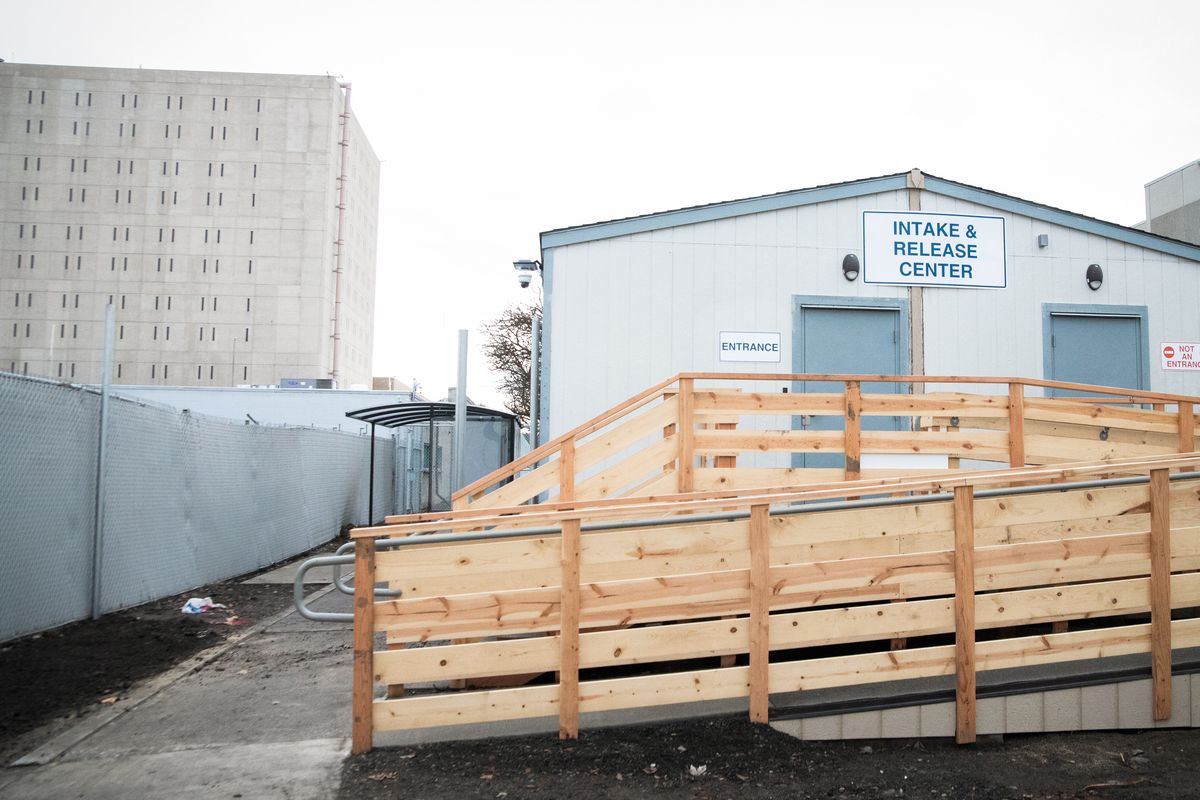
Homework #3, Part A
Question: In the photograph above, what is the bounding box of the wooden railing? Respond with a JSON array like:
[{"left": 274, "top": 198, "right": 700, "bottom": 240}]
[
  {"left": 444, "top": 374, "right": 1199, "bottom": 513},
  {"left": 352, "top": 452, "right": 1200, "bottom": 753}
]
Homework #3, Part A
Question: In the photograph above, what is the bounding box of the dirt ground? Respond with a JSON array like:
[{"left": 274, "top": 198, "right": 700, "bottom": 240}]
[
  {"left": 0, "top": 544, "right": 331, "bottom": 764},
  {"left": 340, "top": 716, "right": 1200, "bottom": 800}
]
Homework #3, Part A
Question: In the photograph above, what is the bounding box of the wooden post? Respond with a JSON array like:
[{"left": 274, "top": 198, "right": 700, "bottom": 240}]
[
  {"left": 714, "top": 421, "right": 738, "bottom": 469},
  {"left": 1181, "top": 402, "right": 1196, "bottom": 472},
  {"left": 677, "top": 378, "right": 695, "bottom": 493},
  {"left": 748, "top": 504, "right": 770, "bottom": 723},
  {"left": 953, "top": 485, "right": 976, "bottom": 745},
  {"left": 558, "top": 439, "right": 576, "bottom": 504},
  {"left": 1150, "top": 468, "right": 1172, "bottom": 721},
  {"left": 1008, "top": 383, "right": 1025, "bottom": 468},
  {"left": 662, "top": 392, "right": 677, "bottom": 475},
  {"left": 559, "top": 516, "right": 582, "bottom": 739},
  {"left": 351, "top": 537, "right": 376, "bottom": 755},
  {"left": 843, "top": 381, "right": 862, "bottom": 482}
]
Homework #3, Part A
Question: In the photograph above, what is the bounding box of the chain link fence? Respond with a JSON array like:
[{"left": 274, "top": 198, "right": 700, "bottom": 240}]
[{"left": 0, "top": 371, "right": 393, "bottom": 642}]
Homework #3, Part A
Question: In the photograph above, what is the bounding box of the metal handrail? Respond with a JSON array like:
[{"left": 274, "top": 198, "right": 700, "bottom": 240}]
[{"left": 292, "top": 470, "right": 1200, "bottom": 623}]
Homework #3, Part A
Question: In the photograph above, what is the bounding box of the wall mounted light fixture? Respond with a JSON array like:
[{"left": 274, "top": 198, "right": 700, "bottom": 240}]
[
  {"left": 1085, "top": 263, "right": 1104, "bottom": 291},
  {"left": 842, "top": 254, "right": 860, "bottom": 281}
]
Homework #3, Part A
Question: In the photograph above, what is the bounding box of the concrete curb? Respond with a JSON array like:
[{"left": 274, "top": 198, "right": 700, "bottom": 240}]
[{"left": 7, "top": 583, "right": 339, "bottom": 769}]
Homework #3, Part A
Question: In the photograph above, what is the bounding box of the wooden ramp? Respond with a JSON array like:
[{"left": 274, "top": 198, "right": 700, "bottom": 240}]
[{"left": 346, "top": 374, "right": 1200, "bottom": 753}]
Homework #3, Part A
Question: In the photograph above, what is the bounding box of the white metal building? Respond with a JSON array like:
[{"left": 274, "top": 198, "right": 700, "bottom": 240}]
[{"left": 535, "top": 169, "right": 1200, "bottom": 442}]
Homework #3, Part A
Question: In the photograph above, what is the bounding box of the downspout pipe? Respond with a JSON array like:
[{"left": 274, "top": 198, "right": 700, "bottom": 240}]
[{"left": 330, "top": 82, "right": 351, "bottom": 387}]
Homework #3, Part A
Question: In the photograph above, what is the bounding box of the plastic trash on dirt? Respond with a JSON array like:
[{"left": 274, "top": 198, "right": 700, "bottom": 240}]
[{"left": 180, "top": 597, "right": 227, "bottom": 614}]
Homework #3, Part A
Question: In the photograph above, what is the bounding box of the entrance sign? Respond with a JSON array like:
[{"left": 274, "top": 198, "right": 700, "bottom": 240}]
[
  {"left": 1161, "top": 341, "right": 1200, "bottom": 371},
  {"left": 862, "top": 211, "right": 1007, "bottom": 289},
  {"left": 719, "top": 331, "right": 781, "bottom": 362}
]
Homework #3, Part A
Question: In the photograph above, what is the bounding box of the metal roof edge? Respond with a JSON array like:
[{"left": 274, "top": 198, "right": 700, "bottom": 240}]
[
  {"left": 540, "top": 173, "right": 910, "bottom": 249},
  {"left": 923, "top": 175, "right": 1200, "bottom": 264},
  {"left": 539, "top": 170, "right": 1200, "bottom": 263}
]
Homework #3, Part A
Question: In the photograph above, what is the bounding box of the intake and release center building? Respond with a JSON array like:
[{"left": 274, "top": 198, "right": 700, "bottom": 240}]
[{"left": 534, "top": 169, "right": 1200, "bottom": 444}]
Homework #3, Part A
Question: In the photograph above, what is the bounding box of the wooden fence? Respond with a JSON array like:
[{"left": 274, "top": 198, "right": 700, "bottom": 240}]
[
  {"left": 350, "top": 450, "right": 1200, "bottom": 753},
  {"left": 449, "top": 374, "right": 1200, "bottom": 512}
]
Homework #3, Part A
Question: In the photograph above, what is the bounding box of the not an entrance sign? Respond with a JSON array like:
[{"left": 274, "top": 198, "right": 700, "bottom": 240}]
[
  {"left": 1161, "top": 341, "right": 1200, "bottom": 371},
  {"left": 862, "top": 210, "right": 1006, "bottom": 289}
]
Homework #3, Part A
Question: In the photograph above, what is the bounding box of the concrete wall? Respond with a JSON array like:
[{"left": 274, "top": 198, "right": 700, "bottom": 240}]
[
  {"left": 1144, "top": 160, "right": 1200, "bottom": 246},
  {"left": 0, "top": 63, "right": 380, "bottom": 388}
]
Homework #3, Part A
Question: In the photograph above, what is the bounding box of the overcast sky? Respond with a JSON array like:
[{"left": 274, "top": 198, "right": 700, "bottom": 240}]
[{"left": 8, "top": 1, "right": 1199, "bottom": 409}]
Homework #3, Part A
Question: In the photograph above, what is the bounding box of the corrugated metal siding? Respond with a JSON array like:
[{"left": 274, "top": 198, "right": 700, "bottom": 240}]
[
  {"left": 545, "top": 188, "right": 1200, "bottom": 438},
  {"left": 770, "top": 675, "right": 1199, "bottom": 740}
]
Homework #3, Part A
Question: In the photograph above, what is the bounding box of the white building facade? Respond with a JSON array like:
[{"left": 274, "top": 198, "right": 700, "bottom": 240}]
[
  {"left": 536, "top": 169, "right": 1200, "bottom": 441},
  {"left": 0, "top": 63, "right": 379, "bottom": 387}
]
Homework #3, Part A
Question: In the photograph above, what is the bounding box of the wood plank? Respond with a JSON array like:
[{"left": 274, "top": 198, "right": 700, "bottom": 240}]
[
  {"left": 844, "top": 381, "right": 862, "bottom": 481},
  {"left": 694, "top": 430, "right": 843, "bottom": 454},
  {"left": 1181, "top": 402, "right": 1196, "bottom": 462},
  {"left": 713, "top": 421, "right": 738, "bottom": 469},
  {"left": 1023, "top": 434, "right": 1172, "bottom": 464},
  {"left": 953, "top": 486, "right": 976, "bottom": 744},
  {"left": 860, "top": 392, "right": 1009, "bottom": 417},
  {"left": 559, "top": 517, "right": 581, "bottom": 738},
  {"left": 373, "top": 618, "right": 1200, "bottom": 733},
  {"left": 376, "top": 573, "right": 1200, "bottom": 683},
  {"left": 574, "top": 397, "right": 678, "bottom": 474},
  {"left": 370, "top": 454, "right": 1200, "bottom": 538},
  {"left": 467, "top": 459, "right": 561, "bottom": 510},
  {"left": 559, "top": 439, "right": 575, "bottom": 504},
  {"left": 352, "top": 538, "right": 376, "bottom": 754},
  {"left": 677, "top": 378, "right": 695, "bottom": 493},
  {"left": 374, "top": 526, "right": 1200, "bottom": 643},
  {"left": 374, "top": 480, "right": 1200, "bottom": 602},
  {"left": 1150, "top": 469, "right": 1171, "bottom": 721},
  {"left": 692, "top": 390, "right": 844, "bottom": 414},
  {"left": 1023, "top": 398, "right": 1181, "bottom": 434},
  {"left": 749, "top": 505, "right": 770, "bottom": 723},
  {"left": 771, "top": 617, "right": 1200, "bottom": 693},
  {"left": 455, "top": 374, "right": 678, "bottom": 502},
  {"left": 574, "top": 436, "right": 677, "bottom": 501},
  {"left": 1008, "top": 383, "right": 1025, "bottom": 468},
  {"left": 861, "top": 431, "right": 1009, "bottom": 460},
  {"left": 692, "top": 467, "right": 964, "bottom": 492}
]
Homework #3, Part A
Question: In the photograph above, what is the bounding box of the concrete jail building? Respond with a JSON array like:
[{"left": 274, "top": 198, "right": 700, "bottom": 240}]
[
  {"left": 535, "top": 169, "right": 1200, "bottom": 443},
  {"left": 0, "top": 63, "right": 380, "bottom": 387}
]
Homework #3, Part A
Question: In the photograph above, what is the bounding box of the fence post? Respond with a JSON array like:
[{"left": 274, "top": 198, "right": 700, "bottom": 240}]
[
  {"left": 1007, "top": 383, "right": 1025, "bottom": 468},
  {"left": 843, "top": 381, "right": 862, "bottom": 482},
  {"left": 677, "top": 378, "right": 695, "bottom": 493},
  {"left": 1180, "top": 402, "right": 1196, "bottom": 472},
  {"left": 559, "top": 516, "right": 582, "bottom": 739},
  {"left": 351, "top": 536, "right": 377, "bottom": 754},
  {"left": 90, "top": 303, "right": 115, "bottom": 620},
  {"left": 559, "top": 439, "right": 575, "bottom": 503},
  {"left": 1150, "top": 467, "right": 1172, "bottom": 721},
  {"left": 953, "top": 485, "right": 976, "bottom": 744},
  {"left": 748, "top": 503, "right": 770, "bottom": 722}
]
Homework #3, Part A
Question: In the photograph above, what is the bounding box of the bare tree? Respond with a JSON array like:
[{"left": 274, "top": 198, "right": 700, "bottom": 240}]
[{"left": 480, "top": 302, "right": 540, "bottom": 428}]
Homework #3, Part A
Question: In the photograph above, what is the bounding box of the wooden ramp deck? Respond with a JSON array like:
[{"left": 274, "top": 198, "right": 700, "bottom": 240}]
[{"left": 345, "top": 374, "right": 1200, "bottom": 753}]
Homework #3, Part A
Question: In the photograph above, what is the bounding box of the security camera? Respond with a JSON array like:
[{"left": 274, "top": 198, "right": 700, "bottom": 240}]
[{"left": 517, "top": 272, "right": 533, "bottom": 288}]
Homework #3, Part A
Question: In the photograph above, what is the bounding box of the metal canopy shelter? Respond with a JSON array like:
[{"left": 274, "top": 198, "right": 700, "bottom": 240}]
[{"left": 345, "top": 402, "right": 518, "bottom": 521}]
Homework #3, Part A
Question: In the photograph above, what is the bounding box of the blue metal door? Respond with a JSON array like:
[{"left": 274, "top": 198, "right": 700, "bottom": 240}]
[
  {"left": 793, "top": 304, "right": 904, "bottom": 468},
  {"left": 1047, "top": 313, "right": 1145, "bottom": 397}
]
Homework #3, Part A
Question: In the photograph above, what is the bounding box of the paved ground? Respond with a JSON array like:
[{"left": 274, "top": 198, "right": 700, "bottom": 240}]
[{"left": 0, "top": 570, "right": 355, "bottom": 800}]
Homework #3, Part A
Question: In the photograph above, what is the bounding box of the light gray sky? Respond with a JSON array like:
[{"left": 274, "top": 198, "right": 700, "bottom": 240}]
[{"left": 8, "top": 0, "right": 1199, "bottom": 409}]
